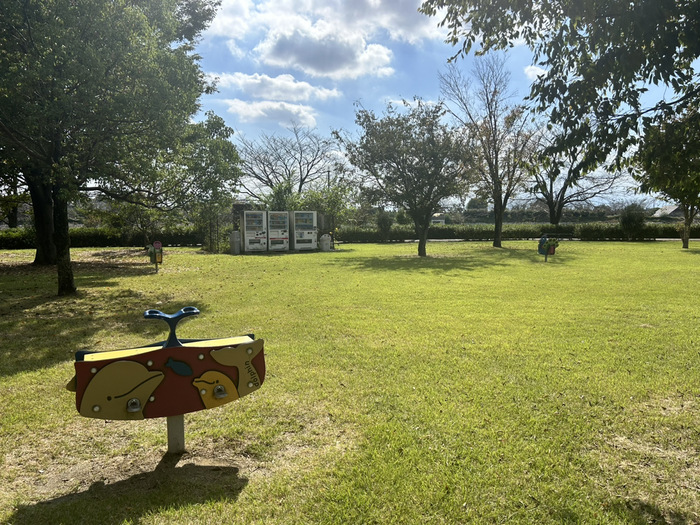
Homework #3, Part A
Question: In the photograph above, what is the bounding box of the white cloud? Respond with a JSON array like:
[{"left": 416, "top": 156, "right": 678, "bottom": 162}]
[
  {"left": 255, "top": 21, "right": 394, "bottom": 79},
  {"left": 206, "top": 0, "right": 439, "bottom": 79},
  {"left": 207, "top": 0, "right": 254, "bottom": 38},
  {"left": 223, "top": 98, "right": 318, "bottom": 127},
  {"left": 524, "top": 65, "right": 547, "bottom": 80},
  {"left": 313, "top": 0, "right": 446, "bottom": 44},
  {"left": 225, "top": 40, "right": 247, "bottom": 59},
  {"left": 241, "top": 0, "right": 442, "bottom": 44},
  {"left": 201, "top": 0, "right": 453, "bottom": 131},
  {"left": 212, "top": 72, "right": 341, "bottom": 101}
]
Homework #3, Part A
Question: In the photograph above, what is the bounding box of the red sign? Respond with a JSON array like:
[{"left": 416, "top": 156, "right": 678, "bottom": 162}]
[{"left": 153, "top": 241, "right": 162, "bottom": 249}]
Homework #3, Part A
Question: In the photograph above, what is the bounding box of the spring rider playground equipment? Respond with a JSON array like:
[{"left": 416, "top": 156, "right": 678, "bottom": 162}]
[
  {"left": 147, "top": 241, "right": 163, "bottom": 272},
  {"left": 66, "top": 307, "right": 265, "bottom": 453},
  {"left": 537, "top": 234, "right": 559, "bottom": 262}
]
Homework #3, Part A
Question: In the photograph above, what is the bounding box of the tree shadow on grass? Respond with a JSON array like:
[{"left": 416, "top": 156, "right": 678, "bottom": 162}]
[
  {"left": 7, "top": 453, "right": 248, "bottom": 525},
  {"left": 609, "top": 498, "right": 693, "bottom": 524},
  {"left": 0, "top": 250, "right": 208, "bottom": 378},
  {"left": 329, "top": 245, "right": 575, "bottom": 275},
  {"left": 0, "top": 249, "right": 157, "bottom": 309}
]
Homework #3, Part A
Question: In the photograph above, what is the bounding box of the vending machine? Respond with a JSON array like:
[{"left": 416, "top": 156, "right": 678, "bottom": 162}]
[
  {"left": 292, "top": 211, "right": 318, "bottom": 250},
  {"left": 243, "top": 211, "right": 267, "bottom": 252},
  {"left": 267, "top": 211, "right": 290, "bottom": 251}
]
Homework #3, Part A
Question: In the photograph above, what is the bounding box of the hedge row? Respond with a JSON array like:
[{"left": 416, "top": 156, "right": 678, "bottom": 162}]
[
  {"left": 0, "top": 227, "right": 203, "bottom": 250},
  {"left": 574, "top": 223, "right": 690, "bottom": 241},
  {"left": 458, "top": 208, "right": 609, "bottom": 224},
  {"left": 1, "top": 222, "right": 696, "bottom": 249},
  {"left": 336, "top": 222, "right": 696, "bottom": 243}
]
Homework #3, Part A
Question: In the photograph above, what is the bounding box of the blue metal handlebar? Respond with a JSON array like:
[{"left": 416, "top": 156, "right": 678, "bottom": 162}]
[{"left": 144, "top": 306, "right": 200, "bottom": 348}]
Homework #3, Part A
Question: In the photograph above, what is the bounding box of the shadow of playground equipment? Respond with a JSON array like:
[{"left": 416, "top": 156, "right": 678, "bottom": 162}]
[{"left": 8, "top": 453, "right": 248, "bottom": 525}]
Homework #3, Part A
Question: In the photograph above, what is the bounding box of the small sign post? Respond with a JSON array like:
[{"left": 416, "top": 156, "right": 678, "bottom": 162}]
[{"left": 150, "top": 241, "right": 163, "bottom": 272}]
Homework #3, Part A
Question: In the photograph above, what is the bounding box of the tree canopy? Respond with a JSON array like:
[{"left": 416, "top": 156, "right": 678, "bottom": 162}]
[
  {"left": 237, "top": 124, "right": 337, "bottom": 205},
  {"left": 528, "top": 126, "right": 621, "bottom": 225},
  {"left": 440, "top": 55, "right": 534, "bottom": 247},
  {"left": 88, "top": 112, "right": 240, "bottom": 212},
  {"left": 420, "top": 0, "right": 700, "bottom": 173},
  {"left": 338, "top": 99, "right": 467, "bottom": 256},
  {"left": 633, "top": 105, "right": 700, "bottom": 248},
  {"left": 0, "top": 0, "right": 222, "bottom": 294}
]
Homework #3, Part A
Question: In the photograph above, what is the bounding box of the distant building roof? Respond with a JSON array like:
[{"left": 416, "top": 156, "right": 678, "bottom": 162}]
[
  {"left": 652, "top": 204, "right": 682, "bottom": 218},
  {"left": 431, "top": 212, "right": 445, "bottom": 224}
]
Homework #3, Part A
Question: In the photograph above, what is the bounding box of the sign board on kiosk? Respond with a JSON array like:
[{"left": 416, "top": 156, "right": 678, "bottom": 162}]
[
  {"left": 243, "top": 211, "right": 268, "bottom": 252},
  {"left": 267, "top": 211, "right": 290, "bottom": 251},
  {"left": 292, "top": 211, "right": 318, "bottom": 250}
]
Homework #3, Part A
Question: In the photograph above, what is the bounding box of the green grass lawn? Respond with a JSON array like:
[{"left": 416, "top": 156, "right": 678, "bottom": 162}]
[{"left": 1, "top": 241, "right": 699, "bottom": 524}]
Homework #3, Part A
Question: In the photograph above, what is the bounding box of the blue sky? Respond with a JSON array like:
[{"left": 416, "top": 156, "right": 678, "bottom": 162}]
[{"left": 195, "top": 0, "right": 543, "bottom": 139}]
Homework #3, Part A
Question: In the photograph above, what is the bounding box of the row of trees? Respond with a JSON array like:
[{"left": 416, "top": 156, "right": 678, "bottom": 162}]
[
  {"left": 335, "top": 55, "right": 631, "bottom": 255},
  {"left": 328, "top": 0, "right": 700, "bottom": 257}
]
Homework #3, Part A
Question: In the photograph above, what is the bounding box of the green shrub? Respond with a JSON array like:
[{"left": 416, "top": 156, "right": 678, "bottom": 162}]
[
  {"left": 0, "top": 228, "right": 35, "bottom": 249},
  {"left": 335, "top": 226, "right": 380, "bottom": 243},
  {"left": 163, "top": 226, "right": 203, "bottom": 246},
  {"left": 376, "top": 210, "right": 394, "bottom": 242},
  {"left": 575, "top": 223, "right": 625, "bottom": 241},
  {"left": 459, "top": 224, "right": 496, "bottom": 240},
  {"left": 69, "top": 227, "right": 124, "bottom": 247},
  {"left": 619, "top": 204, "right": 647, "bottom": 240},
  {"left": 0, "top": 226, "right": 204, "bottom": 250},
  {"left": 3, "top": 222, "right": 687, "bottom": 250}
]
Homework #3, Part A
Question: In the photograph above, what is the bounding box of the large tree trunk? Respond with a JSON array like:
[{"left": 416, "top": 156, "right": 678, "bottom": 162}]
[
  {"left": 3, "top": 175, "right": 21, "bottom": 228},
  {"left": 681, "top": 218, "right": 691, "bottom": 249},
  {"left": 53, "top": 186, "right": 76, "bottom": 295},
  {"left": 493, "top": 200, "right": 503, "bottom": 248},
  {"left": 7, "top": 205, "right": 19, "bottom": 228},
  {"left": 549, "top": 199, "right": 564, "bottom": 226},
  {"left": 27, "top": 174, "right": 57, "bottom": 265},
  {"left": 413, "top": 216, "right": 429, "bottom": 257},
  {"left": 417, "top": 228, "right": 428, "bottom": 257},
  {"left": 8, "top": 176, "right": 21, "bottom": 228},
  {"left": 680, "top": 204, "right": 698, "bottom": 249}
]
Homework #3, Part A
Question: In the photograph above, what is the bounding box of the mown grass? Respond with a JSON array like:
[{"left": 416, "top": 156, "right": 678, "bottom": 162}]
[{"left": 1, "top": 241, "right": 699, "bottom": 524}]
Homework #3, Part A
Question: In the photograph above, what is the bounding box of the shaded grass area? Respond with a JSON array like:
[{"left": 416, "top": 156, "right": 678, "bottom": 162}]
[{"left": 1, "top": 241, "right": 699, "bottom": 524}]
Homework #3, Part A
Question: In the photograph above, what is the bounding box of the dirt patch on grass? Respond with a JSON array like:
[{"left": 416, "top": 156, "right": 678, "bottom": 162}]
[
  {"left": 590, "top": 394, "right": 700, "bottom": 523},
  {"left": 1, "top": 408, "right": 356, "bottom": 514}
]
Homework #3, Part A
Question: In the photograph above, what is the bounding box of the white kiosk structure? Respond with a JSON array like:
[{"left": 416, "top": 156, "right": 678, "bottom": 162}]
[
  {"left": 243, "top": 210, "right": 267, "bottom": 252},
  {"left": 292, "top": 211, "right": 318, "bottom": 250},
  {"left": 267, "top": 211, "right": 290, "bottom": 251}
]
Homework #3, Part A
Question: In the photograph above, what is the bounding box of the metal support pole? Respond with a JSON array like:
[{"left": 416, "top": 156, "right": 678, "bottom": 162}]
[{"left": 167, "top": 415, "right": 185, "bottom": 453}]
